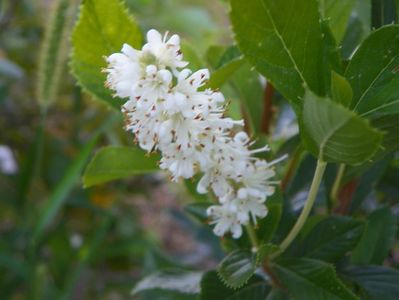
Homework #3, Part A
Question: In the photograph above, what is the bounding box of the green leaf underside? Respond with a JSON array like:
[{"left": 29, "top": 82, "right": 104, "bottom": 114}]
[
  {"left": 345, "top": 25, "right": 399, "bottom": 118},
  {"left": 199, "top": 271, "right": 271, "bottom": 300},
  {"left": 82, "top": 146, "right": 159, "bottom": 187},
  {"left": 331, "top": 71, "right": 353, "bottom": 107},
  {"left": 230, "top": 0, "right": 327, "bottom": 113},
  {"left": 132, "top": 271, "right": 203, "bottom": 295},
  {"left": 344, "top": 266, "right": 399, "bottom": 300},
  {"left": 217, "top": 250, "right": 256, "bottom": 289},
  {"left": 351, "top": 207, "right": 396, "bottom": 265},
  {"left": 300, "top": 216, "right": 364, "bottom": 262},
  {"left": 71, "top": 0, "right": 142, "bottom": 109},
  {"left": 273, "top": 258, "right": 358, "bottom": 300},
  {"left": 303, "top": 90, "right": 382, "bottom": 165}
]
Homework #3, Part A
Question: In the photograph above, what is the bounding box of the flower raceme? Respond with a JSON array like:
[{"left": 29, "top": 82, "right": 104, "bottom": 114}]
[{"left": 104, "top": 29, "right": 283, "bottom": 239}]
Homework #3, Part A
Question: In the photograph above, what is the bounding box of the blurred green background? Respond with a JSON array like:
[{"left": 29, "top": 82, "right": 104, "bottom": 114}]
[{"left": 0, "top": 0, "right": 230, "bottom": 298}]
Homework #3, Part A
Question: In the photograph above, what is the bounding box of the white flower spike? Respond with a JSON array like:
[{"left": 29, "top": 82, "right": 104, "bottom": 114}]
[{"left": 104, "top": 29, "right": 285, "bottom": 239}]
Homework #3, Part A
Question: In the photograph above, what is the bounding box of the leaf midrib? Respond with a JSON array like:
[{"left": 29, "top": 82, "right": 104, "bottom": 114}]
[{"left": 259, "top": 0, "right": 308, "bottom": 86}]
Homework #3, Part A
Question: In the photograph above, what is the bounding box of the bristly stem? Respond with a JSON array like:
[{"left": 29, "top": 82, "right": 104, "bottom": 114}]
[{"left": 271, "top": 159, "right": 327, "bottom": 259}]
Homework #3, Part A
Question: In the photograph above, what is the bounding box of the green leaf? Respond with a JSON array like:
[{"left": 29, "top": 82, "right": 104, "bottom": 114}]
[
  {"left": 343, "top": 265, "right": 399, "bottom": 300},
  {"left": 321, "top": 0, "right": 357, "bottom": 43},
  {"left": 303, "top": 89, "right": 382, "bottom": 165},
  {"left": 345, "top": 25, "right": 399, "bottom": 118},
  {"left": 217, "top": 250, "right": 256, "bottom": 289},
  {"left": 351, "top": 207, "right": 396, "bottom": 265},
  {"left": 132, "top": 271, "right": 203, "bottom": 295},
  {"left": 82, "top": 146, "right": 159, "bottom": 188},
  {"left": 372, "top": 115, "right": 399, "bottom": 156},
  {"left": 207, "top": 57, "right": 245, "bottom": 89},
  {"left": 70, "top": 0, "right": 142, "bottom": 109},
  {"left": 331, "top": 71, "right": 353, "bottom": 107},
  {"left": 230, "top": 62, "right": 264, "bottom": 134},
  {"left": 273, "top": 258, "right": 358, "bottom": 300},
  {"left": 299, "top": 216, "right": 364, "bottom": 262},
  {"left": 199, "top": 271, "right": 271, "bottom": 300},
  {"left": 230, "top": 0, "right": 327, "bottom": 113}
]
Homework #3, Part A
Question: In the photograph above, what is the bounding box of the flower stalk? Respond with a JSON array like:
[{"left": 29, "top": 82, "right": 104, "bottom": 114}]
[{"left": 271, "top": 159, "right": 327, "bottom": 259}]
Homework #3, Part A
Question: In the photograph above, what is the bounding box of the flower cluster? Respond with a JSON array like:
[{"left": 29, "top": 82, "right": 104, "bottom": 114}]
[{"left": 105, "top": 29, "right": 282, "bottom": 238}]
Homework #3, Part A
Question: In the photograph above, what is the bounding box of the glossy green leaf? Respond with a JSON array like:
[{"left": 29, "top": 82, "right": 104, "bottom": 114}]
[
  {"left": 345, "top": 25, "right": 399, "bottom": 118},
  {"left": 273, "top": 258, "right": 358, "bottom": 300},
  {"left": 321, "top": 0, "right": 357, "bottom": 43},
  {"left": 199, "top": 271, "right": 270, "bottom": 300},
  {"left": 343, "top": 266, "right": 399, "bottom": 300},
  {"left": 82, "top": 146, "right": 159, "bottom": 188},
  {"left": 351, "top": 207, "right": 396, "bottom": 265},
  {"left": 299, "top": 216, "right": 364, "bottom": 262},
  {"left": 303, "top": 90, "right": 382, "bottom": 165},
  {"left": 132, "top": 271, "right": 203, "bottom": 295},
  {"left": 331, "top": 71, "right": 353, "bottom": 107},
  {"left": 217, "top": 250, "right": 256, "bottom": 289},
  {"left": 207, "top": 57, "right": 245, "bottom": 89},
  {"left": 71, "top": 0, "right": 142, "bottom": 109},
  {"left": 230, "top": 0, "right": 327, "bottom": 113}
]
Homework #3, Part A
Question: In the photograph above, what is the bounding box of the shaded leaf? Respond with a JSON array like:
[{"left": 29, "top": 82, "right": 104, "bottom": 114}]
[
  {"left": 83, "top": 146, "right": 159, "bottom": 187},
  {"left": 321, "top": 0, "right": 357, "bottom": 43},
  {"left": 303, "top": 90, "right": 382, "bottom": 165},
  {"left": 230, "top": 0, "right": 327, "bottom": 113},
  {"left": 300, "top": 216, "right": 364, "bottom": 262},
  {"left": 343, "top": 265, "right": 399, "bottom": 300},
  {"left": 199, "top": 271, "right": 270, "bottom": 300},
  {"left": 217, "top": 250, "right": 256, "bottom": 289},
  {"left": 351, "top": 207, "right": 396, "bottom": 265},
  {"left": 345, "top": 25, "right": 399, "bottom": 118},
  {"left": 71, "top": 0, "right": 142, "bottom": 109},
  {"left": 331, "top": 71, "right": 353, "bottom": 107},
  {"left": 273, "top": 258, "right": 358, "bottom": 300}
]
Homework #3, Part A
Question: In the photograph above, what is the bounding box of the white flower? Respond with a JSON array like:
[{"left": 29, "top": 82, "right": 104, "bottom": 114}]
[
  {"left": 142, "top": 29, "right": 188, "bottom": 72},
  {"left": 105, "top": 44, "right": 141, "bottom": 98},
  {"left": 234, "top": 189, "right": 268, "bottom": 224},
  {"left": 131, "top": 65, "right": 172, "bottom": 111},
  {"left": 207, "top": 203, "right": 242, "bottom": 238}
]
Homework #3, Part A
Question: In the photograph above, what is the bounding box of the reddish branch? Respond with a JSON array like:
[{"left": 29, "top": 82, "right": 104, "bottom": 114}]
[{"left": 333, "top": 179, "right": 359, "bottom": 215}]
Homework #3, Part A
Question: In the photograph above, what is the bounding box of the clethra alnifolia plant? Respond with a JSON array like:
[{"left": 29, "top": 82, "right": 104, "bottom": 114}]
[{"left": 70, "top": 0, "right": 399, "bottom": 298}]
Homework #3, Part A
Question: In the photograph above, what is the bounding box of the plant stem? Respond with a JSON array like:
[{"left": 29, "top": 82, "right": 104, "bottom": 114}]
[
  {"left": 271, "top": 159, "right": 327, "bottom": 259},
  {"left": 245, "top": 223, "right": 259, "bottom": 252},
  {"left": 330, "top": 163, "right": 346, "bottom": 210}
]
